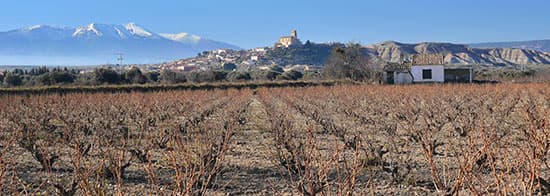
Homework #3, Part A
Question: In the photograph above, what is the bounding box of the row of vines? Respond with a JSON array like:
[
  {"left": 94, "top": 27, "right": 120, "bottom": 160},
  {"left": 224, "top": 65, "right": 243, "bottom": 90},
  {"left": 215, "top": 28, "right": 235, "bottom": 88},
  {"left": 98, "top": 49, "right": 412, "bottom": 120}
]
[
  {"left": 0, "top": 83, "right": 548, "bottom": 195},
  {"left": 0, "top": 89, "right": 251, "bottom": 195},
  {"left": 257, "top": 83, "right": 549, "bottom": 195}
]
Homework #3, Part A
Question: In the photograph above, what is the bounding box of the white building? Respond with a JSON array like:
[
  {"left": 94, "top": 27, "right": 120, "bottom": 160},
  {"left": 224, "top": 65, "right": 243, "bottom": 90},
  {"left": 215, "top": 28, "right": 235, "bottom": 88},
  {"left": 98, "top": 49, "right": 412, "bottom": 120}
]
[
  {"left": 383, "top": 54, "right": 474, "bottom": 84},
  {"left": 384, "top": 64, "right": 474, "bottom": 84},
  {"left": 253, "top": 47, "right": 267, "bottom": 53},
  {"left": 411, "top": 65, "right": 445, "bottom": 83}
]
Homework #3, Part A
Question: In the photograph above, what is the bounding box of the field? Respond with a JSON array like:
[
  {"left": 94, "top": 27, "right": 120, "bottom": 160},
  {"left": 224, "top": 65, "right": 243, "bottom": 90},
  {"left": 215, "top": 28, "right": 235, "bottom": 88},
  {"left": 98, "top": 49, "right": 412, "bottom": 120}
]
[{"left": 0, "top": 83, "right": 548, "bottom": 195}]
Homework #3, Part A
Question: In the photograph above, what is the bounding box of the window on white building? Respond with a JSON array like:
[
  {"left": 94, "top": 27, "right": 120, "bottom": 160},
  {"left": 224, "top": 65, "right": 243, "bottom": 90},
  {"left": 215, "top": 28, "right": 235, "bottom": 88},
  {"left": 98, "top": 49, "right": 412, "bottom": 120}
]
[{"left": 422, "top": 69, "right": 432, "bottom": 79}]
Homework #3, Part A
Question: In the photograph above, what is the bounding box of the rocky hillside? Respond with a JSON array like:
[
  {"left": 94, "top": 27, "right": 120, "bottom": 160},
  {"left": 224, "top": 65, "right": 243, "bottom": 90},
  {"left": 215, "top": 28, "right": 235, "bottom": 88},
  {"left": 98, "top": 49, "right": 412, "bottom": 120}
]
[
  {"left": 366, "top": 41, "right": 550, "bottom": 66},
  {"left": 157, "top": 41, "right": 550, "bottom": 71},
  {"left": 469, "top": 39, "right": 550, "bottom": 52}
]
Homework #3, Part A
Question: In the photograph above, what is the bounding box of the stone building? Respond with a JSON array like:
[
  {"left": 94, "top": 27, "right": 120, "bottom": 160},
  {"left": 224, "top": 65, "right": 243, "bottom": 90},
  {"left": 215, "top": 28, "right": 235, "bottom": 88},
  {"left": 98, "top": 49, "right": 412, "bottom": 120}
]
[{"left": 275, "top": 30, "right": 302, "bottom": 48}]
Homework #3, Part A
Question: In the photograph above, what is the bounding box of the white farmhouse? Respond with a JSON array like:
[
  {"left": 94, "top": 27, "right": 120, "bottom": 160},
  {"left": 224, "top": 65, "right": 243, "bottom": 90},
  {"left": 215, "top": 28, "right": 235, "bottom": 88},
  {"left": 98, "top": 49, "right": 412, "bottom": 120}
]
[
  {"left": 383, "top": 54, "right": 474, "bottom": 84},
  {"left": 411, "top": 65, "right": 445, "bottom": 83}
]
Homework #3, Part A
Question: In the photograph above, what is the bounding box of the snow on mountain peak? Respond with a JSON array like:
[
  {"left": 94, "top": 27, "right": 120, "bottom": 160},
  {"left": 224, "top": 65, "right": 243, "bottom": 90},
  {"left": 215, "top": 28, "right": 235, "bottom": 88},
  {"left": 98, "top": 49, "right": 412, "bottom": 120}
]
[
  {"left": 70, "top": 22, "right": 156, "bottom": 39},
  {"left": 20, "top": 25, "right": 69, "bottom": 32},
  {"left": 160, "top": 32, "right": 202, "bottom": 43},
  {"left": 11, "top": 23, "right": 225, "bottom": 46},
  {"left": 13, "top": 25, "right": 74, "bottom": 39},
  {"left": 124, "top": 23, "right": 153, "bottom": 37},
  {"left": 73, "top": 23, "right": 103, "bottom": 37},
  {"left": 26, "top": 25, "right": 46, "bottom": 31}
]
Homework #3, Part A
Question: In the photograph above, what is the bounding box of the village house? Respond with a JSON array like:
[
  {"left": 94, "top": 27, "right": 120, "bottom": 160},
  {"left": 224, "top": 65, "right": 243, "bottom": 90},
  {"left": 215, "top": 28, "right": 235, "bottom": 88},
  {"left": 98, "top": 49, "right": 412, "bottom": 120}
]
[{"left": 176, "top": 64, "right": 198, "bottom": 72}]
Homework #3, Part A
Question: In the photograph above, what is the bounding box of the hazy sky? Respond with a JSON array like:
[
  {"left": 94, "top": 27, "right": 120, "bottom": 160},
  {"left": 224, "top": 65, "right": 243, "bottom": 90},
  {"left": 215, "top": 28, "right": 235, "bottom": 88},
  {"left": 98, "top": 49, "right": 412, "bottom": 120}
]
[{"left": 1, "top": 0, "right": 548, "bottom": 48}]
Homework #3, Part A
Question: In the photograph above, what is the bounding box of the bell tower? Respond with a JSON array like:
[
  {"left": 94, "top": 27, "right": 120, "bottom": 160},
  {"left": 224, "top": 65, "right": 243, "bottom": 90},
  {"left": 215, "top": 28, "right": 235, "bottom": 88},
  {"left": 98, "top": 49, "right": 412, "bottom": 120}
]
[{"left": 291, "top": 30, "right": 297, "bottom": 38}]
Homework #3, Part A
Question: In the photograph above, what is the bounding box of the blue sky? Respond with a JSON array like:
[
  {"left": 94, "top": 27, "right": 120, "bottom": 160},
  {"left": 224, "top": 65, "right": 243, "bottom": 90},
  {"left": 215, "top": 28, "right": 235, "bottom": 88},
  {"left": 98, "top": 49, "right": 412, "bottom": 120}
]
[{"left": 1, "top": 0, "right": 548, "bottom": 48}]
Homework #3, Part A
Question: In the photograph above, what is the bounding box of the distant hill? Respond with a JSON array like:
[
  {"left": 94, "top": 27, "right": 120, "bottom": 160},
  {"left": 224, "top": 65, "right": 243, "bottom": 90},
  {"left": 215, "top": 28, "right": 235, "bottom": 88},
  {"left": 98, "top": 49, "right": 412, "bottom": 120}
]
[
  {"left": 367, "top": 41, "right": 550, "bottom": 66},
  {"left": 158, "top": 41, "right": 550, "bottom": 70},
  {"left": 468, "top": 39, "right": 550, "bottom": 52},
  {"left": 0, "top": 23, "right": 240, "bottom": 65}
]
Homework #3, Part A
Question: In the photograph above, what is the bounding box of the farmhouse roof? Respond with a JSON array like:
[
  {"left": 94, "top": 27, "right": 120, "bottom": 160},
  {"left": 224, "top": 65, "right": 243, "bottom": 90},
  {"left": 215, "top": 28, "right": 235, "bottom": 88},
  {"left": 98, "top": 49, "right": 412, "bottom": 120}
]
[
  {"left": 383, "top": 62, "right": 410, "bottom": 72},
  {"left": 411, "top": 54, "right": 445, "bottom": 65}
]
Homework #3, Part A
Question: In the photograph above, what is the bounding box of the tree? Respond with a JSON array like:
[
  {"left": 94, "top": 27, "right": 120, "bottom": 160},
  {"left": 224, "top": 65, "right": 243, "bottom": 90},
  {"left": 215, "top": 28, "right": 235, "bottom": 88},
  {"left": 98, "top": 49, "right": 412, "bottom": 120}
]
[
  {"left": 226, "top": 71, "right": 251, "bottom": 82},
  {"left": 250, "top": 66, "right": 285, "bottom": 81},
  {"left": 222, "top": 63, "right": 238, "bottom": 71},
  {"left": 304, "top": 40, "right": 312, "bottom": 47},
  {"left": 93, "top": 68, "right": 121, "bottom": 84},
  {"left": 278, "top": 70, "right": 304, "bottom": 80},
  {"left": 11, "top": 69, "right": 25, "bottom": 75},
  {"left": 124, "top": 67, "right": 147, "bottom": 84},
  {"left": 3, "top": 73, "right": 23, "bottom": 86},
  {"left": 144, "top": 71, "right": 160, "bottom": 83},
  {"left": 322, "top": 43, "right": 380, "bottom": 81},
  {"left": 186, "top": 70, "right": 227, "bottom": 83},
  {"left": 159, "top": 69, "right": 187, "bottom": 84},
  {"left": 38, "top": 71, "right": 75, "bottom": 85},
  {"left": 267, "top": 65, "right": 284, "bottom": 80},
  {"left": 29, "top": 66, "right": 50, "bottom": 76}
]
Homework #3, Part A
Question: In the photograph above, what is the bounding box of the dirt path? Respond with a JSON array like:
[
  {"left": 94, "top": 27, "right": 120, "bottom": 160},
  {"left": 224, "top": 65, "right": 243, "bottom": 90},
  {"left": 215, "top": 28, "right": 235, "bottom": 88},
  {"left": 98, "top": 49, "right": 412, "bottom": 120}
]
[{"left": 219, "top": 97, "right": 288, "bottom": 195}]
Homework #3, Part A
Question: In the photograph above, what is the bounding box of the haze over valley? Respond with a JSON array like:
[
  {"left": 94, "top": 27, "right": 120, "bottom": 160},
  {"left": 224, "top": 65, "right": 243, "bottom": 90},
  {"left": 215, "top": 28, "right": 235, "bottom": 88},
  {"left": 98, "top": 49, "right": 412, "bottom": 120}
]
[{"left": 0, "top": 23, "right": 240, "bottom": 65}]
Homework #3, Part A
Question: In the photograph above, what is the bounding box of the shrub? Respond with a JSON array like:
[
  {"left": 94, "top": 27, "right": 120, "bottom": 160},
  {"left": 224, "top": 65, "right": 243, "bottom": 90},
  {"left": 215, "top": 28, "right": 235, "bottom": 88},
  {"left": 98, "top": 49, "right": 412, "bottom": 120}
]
[
  {"left": 159, "top": 69, "right": 187, "bottom": 84},
  {"left": 226, "top": 71, "right": 251, "bottom": 82},
  {"left": 222, "top": 63, "right": 238, "bottom": 71},
  {"left": 38, "top": 71, "right": 75, "bottom": 85},
  {"left": 144, "top": 71, "right": 160, "bottom": 83},
  {"left": 93, "top": 68, "right": 121, "bottom": 84},
  {"left": 186, "top": 70, "right": 227, "bottom": 83},
  {"left": 123, "top": 67, "right": 147, "bottom": 84},
  {"left": 2, "top": 73, "right": 23, "bottom": 86},
  {"left": 278, "top": 70, "right": 303, "bottom": 80}
]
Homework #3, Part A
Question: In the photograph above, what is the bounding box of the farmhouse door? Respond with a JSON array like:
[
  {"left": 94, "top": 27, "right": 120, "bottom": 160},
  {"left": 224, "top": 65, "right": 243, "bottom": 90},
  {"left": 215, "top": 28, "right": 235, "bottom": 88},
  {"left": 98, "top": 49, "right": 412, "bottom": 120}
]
[{"left": 387, "top": 72, "right": 395, "bottom": 84}]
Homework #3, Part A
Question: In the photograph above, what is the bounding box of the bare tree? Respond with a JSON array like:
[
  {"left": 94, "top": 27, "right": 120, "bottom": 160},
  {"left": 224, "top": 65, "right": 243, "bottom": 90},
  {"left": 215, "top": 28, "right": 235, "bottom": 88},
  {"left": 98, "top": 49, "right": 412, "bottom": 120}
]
[{"left": 322, "top": 43, "right": 381, "bottom": 81}]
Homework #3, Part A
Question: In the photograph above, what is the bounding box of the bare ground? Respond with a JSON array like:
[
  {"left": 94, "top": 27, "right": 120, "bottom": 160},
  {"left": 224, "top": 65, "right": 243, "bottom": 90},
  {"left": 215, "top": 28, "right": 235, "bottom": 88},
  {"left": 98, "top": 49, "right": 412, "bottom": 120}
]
[{"left": 218, "top": 98, "right": 293, "bottom": 195}]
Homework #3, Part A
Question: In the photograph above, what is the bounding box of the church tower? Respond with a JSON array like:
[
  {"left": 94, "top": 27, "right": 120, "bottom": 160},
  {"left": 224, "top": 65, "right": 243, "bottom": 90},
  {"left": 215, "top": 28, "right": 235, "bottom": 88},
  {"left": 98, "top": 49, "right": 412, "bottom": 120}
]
[{"left": 276, "top": 30, "right": 302, "bottom": 48}]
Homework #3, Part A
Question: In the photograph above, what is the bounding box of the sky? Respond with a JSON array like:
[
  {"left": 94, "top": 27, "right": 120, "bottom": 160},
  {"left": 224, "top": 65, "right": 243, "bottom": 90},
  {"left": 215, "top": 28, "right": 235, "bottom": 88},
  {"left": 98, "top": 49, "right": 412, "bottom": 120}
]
[{"left": 1, "top": 0, "right": 549, "bottom": 49}]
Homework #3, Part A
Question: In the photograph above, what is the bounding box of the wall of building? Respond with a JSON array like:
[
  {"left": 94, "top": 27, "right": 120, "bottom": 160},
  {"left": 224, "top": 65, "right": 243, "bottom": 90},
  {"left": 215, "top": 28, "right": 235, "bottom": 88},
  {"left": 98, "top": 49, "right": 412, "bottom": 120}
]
[
  {"left": 277, "top": 37, "right": 301, "bottom": 47},
  {"left": 395, "top": 72, "right": 413, "bottom": 84},
  {"left": 411, "top": 65, "right": 445, "bottom": 83},
  {"left": 444, "top": 69, "right": 473, "bottom": 83}
]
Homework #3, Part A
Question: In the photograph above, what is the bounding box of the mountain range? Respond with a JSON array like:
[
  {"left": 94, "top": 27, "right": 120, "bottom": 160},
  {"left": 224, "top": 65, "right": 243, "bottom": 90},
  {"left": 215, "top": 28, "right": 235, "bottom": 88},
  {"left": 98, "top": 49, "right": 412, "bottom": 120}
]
[
  {"left": 0, "top": 23, "right": 240, "bottom": 65},
  {"left": 0, "top": 23, "right": 548, "bottom": 67},
  {"left": 159, "top": 41, "right": 550, "bottom": 72},
  {"left": 368, "top": 41, "right": 550, "bottom": 66}
]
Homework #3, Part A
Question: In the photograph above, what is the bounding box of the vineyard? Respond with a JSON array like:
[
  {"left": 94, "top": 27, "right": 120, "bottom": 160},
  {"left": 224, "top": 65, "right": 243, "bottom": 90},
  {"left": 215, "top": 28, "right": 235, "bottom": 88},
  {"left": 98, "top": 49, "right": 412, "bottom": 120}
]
[{"left": 0, "top": 83, "right": 548, "bottom": 195}]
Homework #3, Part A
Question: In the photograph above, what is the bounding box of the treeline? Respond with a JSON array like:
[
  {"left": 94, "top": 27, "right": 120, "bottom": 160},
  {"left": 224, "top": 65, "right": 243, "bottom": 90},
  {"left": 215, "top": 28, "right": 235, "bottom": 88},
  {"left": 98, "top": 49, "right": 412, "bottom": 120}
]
[
  {"left": 0, "top": 43, "right": 387, "bottom": 88},
  {"left": 0, "top": 66, "right": 314, "bottom": 88}
]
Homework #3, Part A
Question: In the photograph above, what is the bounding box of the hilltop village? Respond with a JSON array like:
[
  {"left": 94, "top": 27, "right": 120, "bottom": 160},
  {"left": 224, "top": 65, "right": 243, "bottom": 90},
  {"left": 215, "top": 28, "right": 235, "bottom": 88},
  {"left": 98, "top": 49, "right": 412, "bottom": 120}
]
[
  {"left": 146, "top": 30, "right": 550, "bottom": 77},
  {"left": 150, "top": 30, "right": 338, "bottom": 73}
]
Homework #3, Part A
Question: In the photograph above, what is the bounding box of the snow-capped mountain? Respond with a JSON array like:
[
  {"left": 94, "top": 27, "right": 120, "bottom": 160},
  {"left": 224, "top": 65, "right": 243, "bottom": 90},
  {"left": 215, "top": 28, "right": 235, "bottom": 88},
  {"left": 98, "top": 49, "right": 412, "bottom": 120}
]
[
  {"left": 160, "top": 33, "right": 202, "bottom": 43},
  {"left": 0, "top": 23, "right": 241, "bottom": 65},
  {"left": 5, "top": 25, "right": 74, "bottom": 40},
  {"left": 72, "top": 23, "right": 161, "bottom": 39}
]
